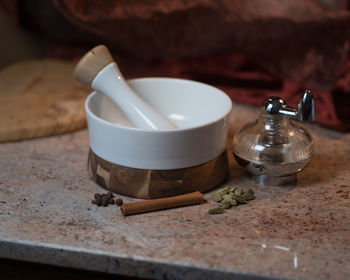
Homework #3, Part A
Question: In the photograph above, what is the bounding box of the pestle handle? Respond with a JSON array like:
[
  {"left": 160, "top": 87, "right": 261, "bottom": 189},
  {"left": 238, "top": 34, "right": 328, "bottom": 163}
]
[
  {"left": 93, "top": 62, "right": 176, "bottom": 130},
  {"left": 74, "top": 45, "right": 177, "bottom": 130}
]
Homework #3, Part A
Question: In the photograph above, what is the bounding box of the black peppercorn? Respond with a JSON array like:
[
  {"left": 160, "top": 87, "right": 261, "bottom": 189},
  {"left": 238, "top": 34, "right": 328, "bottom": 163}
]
[
  {"left": 106, "top": 192, "right": 114, "bottom": 199},
  {"left": 115, "top": 198, "right": 123, "bottom": 206},
  {"left": 96, "top": 198, "right": 102, "bottom": 206},
  {"left": 101, "top": 195, "right": 109, "bottom": 207},
  {"left": 92, "top": 192, "right": 119, "bottom": 207}
]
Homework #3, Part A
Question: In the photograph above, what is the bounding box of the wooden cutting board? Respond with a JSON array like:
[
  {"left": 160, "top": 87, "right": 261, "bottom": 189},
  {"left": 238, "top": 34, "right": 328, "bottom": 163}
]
[{"left": 0, "top": 59, "right": 91, "bottom": 142}]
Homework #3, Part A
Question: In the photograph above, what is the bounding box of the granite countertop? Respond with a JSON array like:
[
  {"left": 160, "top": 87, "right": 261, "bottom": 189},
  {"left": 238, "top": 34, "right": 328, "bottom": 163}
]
[{"left": 0, "top": 102, "right": 349, "bottom": 280}]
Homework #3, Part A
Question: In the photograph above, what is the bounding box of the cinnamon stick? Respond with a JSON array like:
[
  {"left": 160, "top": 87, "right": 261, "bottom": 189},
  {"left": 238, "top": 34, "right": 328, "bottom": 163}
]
[{"left": 120, "top": 191, "right": 206, "bottom": 216}]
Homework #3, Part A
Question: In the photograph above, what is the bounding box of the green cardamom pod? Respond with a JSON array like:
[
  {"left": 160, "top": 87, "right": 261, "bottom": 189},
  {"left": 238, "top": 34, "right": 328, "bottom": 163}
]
[
  {"left": 222, "top": 194, "right": 233, "bottom": 200},
  {"left": 230, "top": 187, "right": 237, "bottom": 193},
  {"left": 241, "top": 189, "right": 255, "bottom": 201},
  {"left": 210, "top": 192, "right": 223, "bottom": 202},
  {"left": 216, "top": 187, "right": 230, "bottom": 196},
  {"left": 246, "top": 189, "right": 255, "bottom": 196},
  {"left": 220, "top": 200, "right": 232, "bottom": 209},
  {"left": 209, "top": 187, "right": 256, "bottom": 214},
  {"left": 241, "top": 193, "right": 255, "bottom": 201},
  {"left": 230, "top": 194, "right": 245, "bottom": 204},
  {"left": 234, "top": 188, "right": 243, "bottom": 196},
  {"left": 208, "top": 207, "right": 225, "bottom": 214},
  {"left": 229, "top": 198, "right": 238, "bottom": 206}
]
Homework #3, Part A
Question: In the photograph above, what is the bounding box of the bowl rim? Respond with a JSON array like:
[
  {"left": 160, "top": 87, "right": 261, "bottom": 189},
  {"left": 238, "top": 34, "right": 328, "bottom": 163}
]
[{"left": 85, "top": 77, "right": 232, "bottom": 133}]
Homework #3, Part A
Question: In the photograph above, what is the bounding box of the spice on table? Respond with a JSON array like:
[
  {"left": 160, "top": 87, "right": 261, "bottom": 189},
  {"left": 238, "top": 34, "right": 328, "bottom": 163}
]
[
  {"left": 120, "top": 191, "right": 206, "bottom": 216},
  {"left": 220, "top": 200, "right": 231, "bottom": 209},
  {"left": 210, "top": 192, "right": 223, "bottom": 202},
  {"left": 216, "top": 187, "right": 230, "bottom": 196},
  {"left": 106, "top": 192, "right": 114, "bottom": 199},
  {"left": 115, "top": 198, "right": 123, "bottom": 206},
  {"left": 95, "top": 194, "right": 102, "bottom": 206},
  {"left": 91, "top": 192, "right": 119, "bottom": 207},
  {"left": 208, "top": 207, "right": 225, "bottom": 214},
  {"left": 101, "top": 195, "right": 110, "bottom": 207},
  {"left": 208, "top": 187, "right": 256, "bottom": 214}
]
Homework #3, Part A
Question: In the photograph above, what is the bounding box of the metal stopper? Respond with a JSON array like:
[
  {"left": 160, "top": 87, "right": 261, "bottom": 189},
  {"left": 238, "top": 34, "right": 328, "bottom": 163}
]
[{"left": 262, "top": 90, "right": 315, "bottom": 122}]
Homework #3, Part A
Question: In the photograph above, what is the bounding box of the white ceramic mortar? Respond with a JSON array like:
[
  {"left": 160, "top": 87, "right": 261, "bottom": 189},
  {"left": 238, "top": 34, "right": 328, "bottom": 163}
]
[{"left": 85, "top": 77, "right": 232, "bottom": 170}]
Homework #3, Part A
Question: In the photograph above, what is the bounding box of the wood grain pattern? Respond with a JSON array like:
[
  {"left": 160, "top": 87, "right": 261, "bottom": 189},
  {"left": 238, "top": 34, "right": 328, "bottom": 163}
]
[
  {"left": 88, "top": 148, "right": 228, "bottom": 199},
  {"left": 74, "top": 45, "right": 114, "bottom": 86},
  {"left": 0, "top": 59, "right": 91, "bottom": 142}
]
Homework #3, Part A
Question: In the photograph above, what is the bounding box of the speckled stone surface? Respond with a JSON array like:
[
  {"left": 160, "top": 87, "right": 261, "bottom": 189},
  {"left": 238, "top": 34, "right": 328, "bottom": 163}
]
[{"left": 0, "top": 102, "right": 349, "bottom": 280}]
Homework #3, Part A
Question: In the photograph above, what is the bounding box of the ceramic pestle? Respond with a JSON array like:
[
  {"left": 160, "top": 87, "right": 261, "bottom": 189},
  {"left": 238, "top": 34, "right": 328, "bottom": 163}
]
[{"left": 74, "top": 45, "right": 177, "bottom": 130}]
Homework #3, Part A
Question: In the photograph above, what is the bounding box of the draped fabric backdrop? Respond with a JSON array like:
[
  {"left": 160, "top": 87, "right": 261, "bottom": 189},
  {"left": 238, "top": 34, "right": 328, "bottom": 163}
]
[{"left": 1, "top": 0, "right": 350, "bottom": 130}]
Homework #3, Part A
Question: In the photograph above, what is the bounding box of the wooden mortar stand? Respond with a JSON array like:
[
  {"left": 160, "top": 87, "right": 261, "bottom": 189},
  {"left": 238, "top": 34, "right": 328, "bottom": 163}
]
[{"left": 88, "top": 149, "right": 228, "bottom": 199}]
